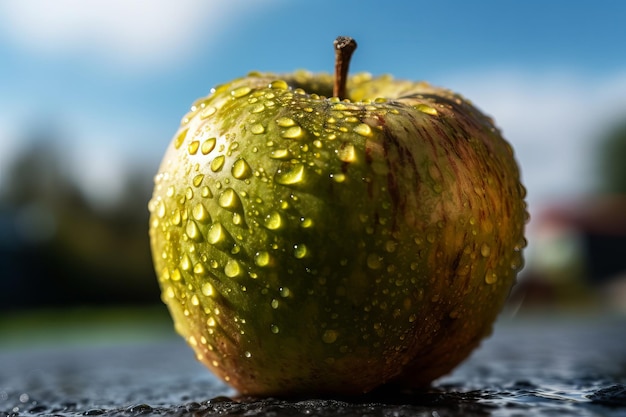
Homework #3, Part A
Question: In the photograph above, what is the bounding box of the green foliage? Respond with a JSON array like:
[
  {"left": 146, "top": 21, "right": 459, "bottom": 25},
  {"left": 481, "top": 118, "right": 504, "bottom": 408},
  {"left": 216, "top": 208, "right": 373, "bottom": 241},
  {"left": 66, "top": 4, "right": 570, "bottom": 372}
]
[{"left": 598, "top": 120, "right": 626, "bottom": 194}]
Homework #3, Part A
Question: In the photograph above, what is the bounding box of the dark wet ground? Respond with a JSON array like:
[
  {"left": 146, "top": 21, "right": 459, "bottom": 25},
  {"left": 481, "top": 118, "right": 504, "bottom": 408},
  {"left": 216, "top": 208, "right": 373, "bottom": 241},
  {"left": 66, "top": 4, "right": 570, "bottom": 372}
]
[{"left": 1, "top": 313, "right": 625, "bottom": 417}]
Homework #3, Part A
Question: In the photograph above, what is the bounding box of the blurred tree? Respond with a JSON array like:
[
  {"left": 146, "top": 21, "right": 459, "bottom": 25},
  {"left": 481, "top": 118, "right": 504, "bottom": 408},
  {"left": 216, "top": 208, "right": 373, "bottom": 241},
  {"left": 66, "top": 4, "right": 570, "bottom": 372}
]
[
  {"left": 0, "top": 127, "right": 159, "bottom": 311},
  {"left": 598, "top": 119, "right": 626, "bottom": 194}
]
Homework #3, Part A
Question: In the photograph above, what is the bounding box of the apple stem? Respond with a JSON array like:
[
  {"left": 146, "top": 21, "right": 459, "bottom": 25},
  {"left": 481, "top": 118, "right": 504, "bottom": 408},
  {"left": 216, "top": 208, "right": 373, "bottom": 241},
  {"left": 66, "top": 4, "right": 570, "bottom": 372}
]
[{"left": 333, "top": 36, "right": 357, "bottom": 100}]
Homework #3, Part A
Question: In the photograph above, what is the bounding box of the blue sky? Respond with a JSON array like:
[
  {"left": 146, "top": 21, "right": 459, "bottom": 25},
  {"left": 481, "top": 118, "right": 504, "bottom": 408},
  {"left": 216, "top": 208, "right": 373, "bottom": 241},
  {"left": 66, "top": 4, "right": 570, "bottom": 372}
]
[{"left": 1, "top": 0, "right": 626, "bottom": 212}]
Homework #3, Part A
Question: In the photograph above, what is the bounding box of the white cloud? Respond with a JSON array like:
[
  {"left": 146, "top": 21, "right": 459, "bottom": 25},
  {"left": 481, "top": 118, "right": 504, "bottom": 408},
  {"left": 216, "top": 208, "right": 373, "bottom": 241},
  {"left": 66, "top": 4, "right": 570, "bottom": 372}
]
[
  {"left": 0, "top": 0, "right": 268, "bottom": 72},
  {"left": 444, "top": 70, "right": 626, "bottom": 211}
]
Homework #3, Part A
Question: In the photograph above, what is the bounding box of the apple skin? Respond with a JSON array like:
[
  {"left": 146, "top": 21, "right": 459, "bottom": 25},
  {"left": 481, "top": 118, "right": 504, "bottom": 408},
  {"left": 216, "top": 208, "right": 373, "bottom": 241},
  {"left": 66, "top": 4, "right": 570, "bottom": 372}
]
[{"left": 148, "top": 70, "right": 527, "bottom": 396}]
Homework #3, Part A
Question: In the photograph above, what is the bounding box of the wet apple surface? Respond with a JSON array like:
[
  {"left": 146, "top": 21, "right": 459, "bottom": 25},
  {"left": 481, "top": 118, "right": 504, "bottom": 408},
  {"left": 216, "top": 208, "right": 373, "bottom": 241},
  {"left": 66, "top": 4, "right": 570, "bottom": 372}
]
[{"left": 148, "top": 39, "right": 528, "bottom": 394}]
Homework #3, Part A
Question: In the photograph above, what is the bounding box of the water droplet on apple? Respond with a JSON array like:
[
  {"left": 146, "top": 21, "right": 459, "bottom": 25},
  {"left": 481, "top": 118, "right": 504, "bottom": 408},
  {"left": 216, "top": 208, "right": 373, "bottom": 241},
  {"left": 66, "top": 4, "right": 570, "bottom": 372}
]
[
  {"left": 244, "top": 351, "right": 252, "bottom": 358},
  {"left": 480, "top": 243, "right": 491, "bottom": 257},
  {"left": 224, "top": 259, "right": 242, "bottom": 277},
  {"left": 250, "top": 123, "right": 265, "bottom": 134},
  {"left": 281, "top": 125, "right": 304, "bottom": 139},
  {"left": 264, "top": 211, "right": 283, "bottom": 230},
  {"left": 385, "top": 240, "right": 398, "bottom": 253},
  {"left": 207, "top": 222, "right": 229, "bottom": 246},
  {"left": 218, "top": 188, "right": 241, "bottom": 211},
  {"left": 171, "top": 209, "right": 182, "bottom": 226},
  {"left": 201, "top": 186, "right": 212, "bottom": 198},
  {"left": 180, "top": 254, "right": 192, "bottom": 271},
  {"left": 211, "top": 155, "right": 225, "bottom": 172},
  {"left": 194, "top": 263, "right": 207, "bottom": 276},
  {"left": 174, "top": 128, "right": 188, "bottom": 149},
  {"left": 275, "top": 164, "right": 306, "bottom": 185},
  {"left": 280, "top": 287, "right": 291, "bottom": 297},
  {"left": 300, "top": 217, "right": 313, "bottom": 228},
  {"left": 271, "top": 299, "right": 279, "bottom": 309},
  {"left": 232, "top": 158, "right": 252, "bottom": 179},
  {"left": 254, "top": 251, "right": 271, "bottom": 267},
  {"left": 190, "top": 294, "right": 200, "bottom": 306},
  {"left": 293, "top": 243, "right": 308, "bottom": 259},
  {"left": 192, "top": 203, "right": 210, "bottom": 223},
  {"left": 269, "top": 80, "right": 288, "bottom": 90},
  {"left": 322, "top": 329, "right": 338, "bottom": 344},
  {"left": 200, "top": 106, "right": 216, "bottom": 119},
  {"left": 270, "top": 324, "right": 280, "bottom": 334},
  {"left": 155, "top": 200, "right": 166, "bottom": 218},
  {"left": 415, "top": 104, "right": 439, "bottom": 116},
  {"left": 200, "top": 138, "right": 216, "bottom": 155},
  {"left": 270, "top": 149, "right": 290, "bottom": 159},
  {"left": 276, "top": 117, "right": 296, "bottom": 127},
  {"left": 337, "top": 143, "right": 356, "bottom": 163},
  {"left": 354, "top": 123, "right": 373, "bottom": 137},
  {"left": 186, "top": 220, "right": 203, "bottom": 242},
  {"left": 367, "top": 253, "right": 382, "bottom": 269},
  {"left": 485, "top": 271, "right": 498, "bottom": 284},
  {"left": 192, "top": 174, "right": 205, "bottom": 187},
  {"left": 231, "top": 86, "right": 252, "bottom": 98},
  {"left": 188, "top": 140, "right": 200, "bottom": 155}
]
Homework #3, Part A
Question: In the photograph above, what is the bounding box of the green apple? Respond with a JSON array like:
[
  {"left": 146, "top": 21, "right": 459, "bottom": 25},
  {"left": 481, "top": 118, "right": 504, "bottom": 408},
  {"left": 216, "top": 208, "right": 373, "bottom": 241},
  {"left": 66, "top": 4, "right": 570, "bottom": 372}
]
[{"left": 148, "top": 37, "right": 527, "bottom": 396}]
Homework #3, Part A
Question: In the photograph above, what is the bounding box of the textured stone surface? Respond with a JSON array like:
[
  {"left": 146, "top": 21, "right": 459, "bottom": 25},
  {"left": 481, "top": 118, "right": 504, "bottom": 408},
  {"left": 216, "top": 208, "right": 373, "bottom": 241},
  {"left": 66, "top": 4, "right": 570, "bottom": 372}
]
[{"left": 1, "top": 314, "right": 625, "bottom": 416}]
